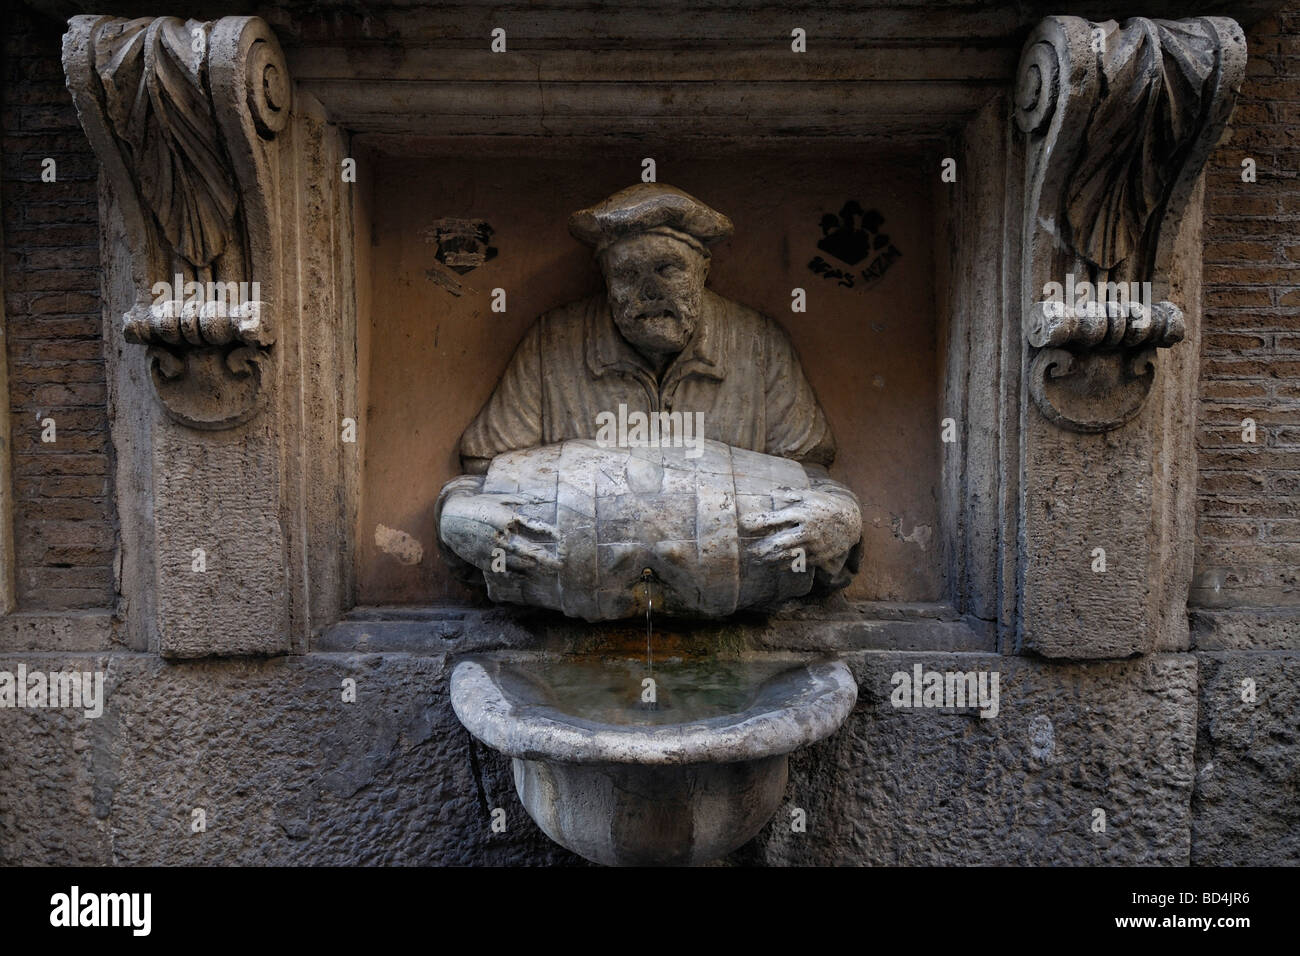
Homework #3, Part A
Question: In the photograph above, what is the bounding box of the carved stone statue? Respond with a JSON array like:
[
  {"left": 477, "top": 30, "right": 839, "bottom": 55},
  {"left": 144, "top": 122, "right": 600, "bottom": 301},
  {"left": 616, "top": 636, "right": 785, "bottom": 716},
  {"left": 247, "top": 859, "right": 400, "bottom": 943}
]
[{"left": 436, "top": 184, "right": 862, "bottom": 620}]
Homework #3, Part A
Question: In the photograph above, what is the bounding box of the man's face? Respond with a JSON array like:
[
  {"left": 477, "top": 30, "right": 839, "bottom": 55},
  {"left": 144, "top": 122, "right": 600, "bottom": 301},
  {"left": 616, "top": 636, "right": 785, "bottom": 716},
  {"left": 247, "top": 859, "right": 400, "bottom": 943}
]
[{"left": 600, "top": 234, "right": 708, "bottom": 359}]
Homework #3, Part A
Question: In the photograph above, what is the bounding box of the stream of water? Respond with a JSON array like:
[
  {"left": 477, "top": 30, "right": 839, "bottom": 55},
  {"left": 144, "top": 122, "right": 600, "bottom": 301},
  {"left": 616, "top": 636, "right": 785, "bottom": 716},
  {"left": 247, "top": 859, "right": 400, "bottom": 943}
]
[{"left": 643, "top": 568, "right": 655, "bottom": 709}]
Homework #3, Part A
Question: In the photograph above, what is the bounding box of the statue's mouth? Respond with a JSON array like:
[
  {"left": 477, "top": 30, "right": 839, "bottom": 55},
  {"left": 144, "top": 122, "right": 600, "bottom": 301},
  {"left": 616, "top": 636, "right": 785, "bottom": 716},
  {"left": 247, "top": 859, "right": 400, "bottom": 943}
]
[{"left": 637, "top": 308, "right": 677, "bottom": 321}]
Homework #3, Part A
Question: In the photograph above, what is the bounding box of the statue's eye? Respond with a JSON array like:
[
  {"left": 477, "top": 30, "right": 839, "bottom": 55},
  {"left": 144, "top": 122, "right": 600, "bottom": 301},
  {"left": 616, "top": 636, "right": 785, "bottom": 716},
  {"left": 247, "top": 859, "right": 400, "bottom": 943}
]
[{"left": 656, "top": 263, "right": 678, "bottom": 277}]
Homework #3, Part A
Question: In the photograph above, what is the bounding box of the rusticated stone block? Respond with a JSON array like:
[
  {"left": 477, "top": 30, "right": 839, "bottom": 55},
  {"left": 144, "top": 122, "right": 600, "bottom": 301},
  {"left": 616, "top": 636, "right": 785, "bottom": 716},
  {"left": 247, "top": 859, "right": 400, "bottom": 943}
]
[
  {"left": 1190, "top": 651, "right": 1300, "bottom": 865},
  {"left": 0, "top": 651, "right": 585, "bottom": 865},
  {"left": 735, "top": 652, "right": 1199, "bottom": 865}
]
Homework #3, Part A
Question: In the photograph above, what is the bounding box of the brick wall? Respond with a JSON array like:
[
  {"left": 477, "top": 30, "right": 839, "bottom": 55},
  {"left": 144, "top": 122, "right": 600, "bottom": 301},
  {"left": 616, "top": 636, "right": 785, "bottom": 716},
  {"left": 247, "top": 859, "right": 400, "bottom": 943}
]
[
  {"left": 1194, "top": 3, "right": 1300, "bottom": 608},
  {"left": 1, "top": 3, "right": 116, "bottom": 610}
]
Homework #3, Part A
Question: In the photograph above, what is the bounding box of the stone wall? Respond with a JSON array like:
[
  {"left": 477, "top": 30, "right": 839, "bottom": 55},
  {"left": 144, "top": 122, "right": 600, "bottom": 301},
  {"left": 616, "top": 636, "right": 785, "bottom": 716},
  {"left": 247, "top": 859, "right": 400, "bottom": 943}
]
[{"left": 2, "top": 640, "right": 1294, "bottom": 865}]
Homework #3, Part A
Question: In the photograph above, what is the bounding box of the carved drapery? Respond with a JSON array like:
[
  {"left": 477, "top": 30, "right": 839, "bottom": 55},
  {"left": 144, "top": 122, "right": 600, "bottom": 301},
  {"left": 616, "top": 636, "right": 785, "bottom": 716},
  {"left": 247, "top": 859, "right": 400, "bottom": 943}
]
[
  {"left": 63, "top": 15, "right": 290, "bottom": 429},
  {"left": 1015, "top": 16, "right": 1245, "bottom": 432}
]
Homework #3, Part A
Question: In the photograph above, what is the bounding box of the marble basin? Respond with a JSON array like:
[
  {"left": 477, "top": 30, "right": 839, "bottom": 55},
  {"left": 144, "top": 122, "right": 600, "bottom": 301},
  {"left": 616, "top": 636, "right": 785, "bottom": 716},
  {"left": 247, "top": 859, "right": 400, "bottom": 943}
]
[{"left": 450, "top": 653, "right": 857, "bottom": 866}]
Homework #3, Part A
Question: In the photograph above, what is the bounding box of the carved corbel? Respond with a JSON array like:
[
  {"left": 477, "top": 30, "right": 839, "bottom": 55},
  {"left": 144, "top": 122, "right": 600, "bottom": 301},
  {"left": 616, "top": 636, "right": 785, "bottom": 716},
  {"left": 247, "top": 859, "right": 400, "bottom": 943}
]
[
  {"left": 1015, "top": 16, "right": 1245, "bottom": 432},
  {"left": 63, "top": 15, "right": 290, "bottom": 429}
]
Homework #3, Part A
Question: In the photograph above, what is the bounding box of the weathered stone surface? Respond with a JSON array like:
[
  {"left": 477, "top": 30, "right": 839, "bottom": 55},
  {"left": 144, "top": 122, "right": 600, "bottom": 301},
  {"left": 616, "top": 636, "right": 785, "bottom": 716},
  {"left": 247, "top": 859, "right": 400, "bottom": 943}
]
[
  {"left": 151, "top": 427, "right": 288, "bottom": 658},
  {"left": 2, "top": 648, "right": 1215, "bottom": 866},
  {"left": 452, "top": 654, "right": 855, "bottom": 864},
  {"left": 734, "top": 652, "right": 1199, "bottom": 865},
  {"left": 0, "top": 652, "right": 584, "bottom": 865},
  {"left": 453, "top": 654, "right": 856, "bottom": 765},
  {"left": 1015, "top": 16, "right": 1244, "bottom": 422},
  {"left": 1189, "top": 608, "right": 1300, "bottom": 651},
  {"left": 0, "top": 611, "right": 117, "bottom": 653},
  {"left": 517, "top": 754, "right": 788, "bottom": 867},
  {"left": 0, "top": 655, "right": 114, "bottom": 865},
  {"left": 1191, "top": 651, "right": 1300, "bottom": 866},
  {"left": 319, "top": 602, "right": 995, "bottom": 655}
]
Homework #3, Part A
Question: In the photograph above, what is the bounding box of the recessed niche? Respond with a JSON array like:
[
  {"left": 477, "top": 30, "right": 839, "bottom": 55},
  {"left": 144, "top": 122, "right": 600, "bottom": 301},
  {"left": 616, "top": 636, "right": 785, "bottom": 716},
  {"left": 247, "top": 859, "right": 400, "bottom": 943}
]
[{"left": 355, "top": 143, "right": 941, "bottom": 606}]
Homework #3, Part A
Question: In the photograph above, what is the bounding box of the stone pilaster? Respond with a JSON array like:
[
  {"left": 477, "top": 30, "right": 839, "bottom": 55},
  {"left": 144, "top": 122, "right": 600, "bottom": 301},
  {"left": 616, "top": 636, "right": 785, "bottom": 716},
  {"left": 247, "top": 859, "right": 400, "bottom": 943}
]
[
  {"left": 1013, "top": 16, "right": 1246, "bottom": 657},
  {"left": 63, "top": 16, "right": 354, "bottom": 656}
]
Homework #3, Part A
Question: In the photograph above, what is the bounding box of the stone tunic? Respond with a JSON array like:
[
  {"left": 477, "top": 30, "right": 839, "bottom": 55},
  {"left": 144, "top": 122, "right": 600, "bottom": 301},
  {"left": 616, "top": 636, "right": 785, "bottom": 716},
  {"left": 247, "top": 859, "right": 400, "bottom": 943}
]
[{"left": 458, "top": 288, "right": 837, "bottom": 470}]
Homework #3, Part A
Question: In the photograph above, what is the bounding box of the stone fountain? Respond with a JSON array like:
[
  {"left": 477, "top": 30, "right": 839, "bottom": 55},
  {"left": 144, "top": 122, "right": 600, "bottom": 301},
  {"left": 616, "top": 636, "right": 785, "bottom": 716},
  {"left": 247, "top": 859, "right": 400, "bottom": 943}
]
[
  {"left": 442, "top": 183, "right": 863, "bottom": 865},
  {"left": 46, "top": 6, "right": 1256, "bottom": 868},
  {"left": 452, "top": 651, "right": 856, "bottom": 866}
]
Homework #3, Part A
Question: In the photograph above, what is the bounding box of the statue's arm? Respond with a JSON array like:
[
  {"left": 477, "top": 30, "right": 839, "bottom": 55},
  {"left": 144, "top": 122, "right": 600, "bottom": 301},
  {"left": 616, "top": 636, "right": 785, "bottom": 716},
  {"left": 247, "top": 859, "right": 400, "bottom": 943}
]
[
  {"left": 800, "top": 464, "right": 863, "bottom": 593},
  {"left": 436, "top": 320, "right": 545, "bottom": 583},
  {"left": 434, "top": 474, "right": 488, "bottom": 586},
  {"left": 761, "top": 320, "right": 836, "bottom": 467},
  {"left": 457, "top": 319, "right": 546, "bottom": 471},
  {"left": 760, "top": 323, "right": 861, "bottom": 591}
]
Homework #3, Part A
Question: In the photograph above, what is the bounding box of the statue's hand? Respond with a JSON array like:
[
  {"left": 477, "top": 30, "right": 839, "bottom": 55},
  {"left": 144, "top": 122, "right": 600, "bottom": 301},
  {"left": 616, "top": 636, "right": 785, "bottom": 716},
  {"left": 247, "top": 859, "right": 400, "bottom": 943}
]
[
  {"left": 438, "top": 491, "right": 562, "bottom": 575},
  {"left": 738, "top": 488, "right": 861, "bottom": 569}
]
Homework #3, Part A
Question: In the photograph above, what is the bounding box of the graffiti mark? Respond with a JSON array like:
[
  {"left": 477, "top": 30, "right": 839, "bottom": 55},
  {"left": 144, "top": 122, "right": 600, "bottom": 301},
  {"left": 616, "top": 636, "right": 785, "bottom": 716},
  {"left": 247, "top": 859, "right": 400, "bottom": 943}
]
[{"left": 808, "top": 201, "right": 901, "bottom": 289}]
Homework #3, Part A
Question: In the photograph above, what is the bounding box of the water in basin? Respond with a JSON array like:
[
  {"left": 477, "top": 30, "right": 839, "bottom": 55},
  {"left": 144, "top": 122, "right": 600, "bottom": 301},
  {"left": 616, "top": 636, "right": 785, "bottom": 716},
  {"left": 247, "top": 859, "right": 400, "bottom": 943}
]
[{"left": 499, "top": 656, "right": 796, "bottom": 727}]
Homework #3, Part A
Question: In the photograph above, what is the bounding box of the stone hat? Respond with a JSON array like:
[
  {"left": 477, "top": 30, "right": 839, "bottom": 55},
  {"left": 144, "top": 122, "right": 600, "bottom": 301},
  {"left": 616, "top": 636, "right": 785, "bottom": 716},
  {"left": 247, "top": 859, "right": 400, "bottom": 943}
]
[{"left": 568, "top": 183, "right": 734, "bottom": 255}]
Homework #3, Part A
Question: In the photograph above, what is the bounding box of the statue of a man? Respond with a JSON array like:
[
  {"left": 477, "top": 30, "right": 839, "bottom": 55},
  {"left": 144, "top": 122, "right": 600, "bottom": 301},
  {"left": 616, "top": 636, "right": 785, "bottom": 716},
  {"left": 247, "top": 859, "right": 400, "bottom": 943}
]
[{"left": 437, "top": 183, "right": 861, "bottom": 615}]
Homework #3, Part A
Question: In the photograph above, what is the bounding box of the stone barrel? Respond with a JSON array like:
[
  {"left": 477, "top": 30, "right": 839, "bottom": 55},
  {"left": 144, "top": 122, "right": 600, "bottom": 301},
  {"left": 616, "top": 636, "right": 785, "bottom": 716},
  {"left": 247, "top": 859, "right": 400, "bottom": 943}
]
[{"left": 479, "top": 439, "right": 815, "bottom": 621}]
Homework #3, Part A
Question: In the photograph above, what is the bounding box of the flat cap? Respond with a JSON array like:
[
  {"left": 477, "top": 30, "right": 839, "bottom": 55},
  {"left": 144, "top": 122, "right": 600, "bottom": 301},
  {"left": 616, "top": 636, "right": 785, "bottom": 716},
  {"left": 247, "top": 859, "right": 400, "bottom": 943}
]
[{"left": 568, "top": 183, "right": 734, "bottom": 252}]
